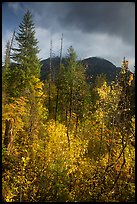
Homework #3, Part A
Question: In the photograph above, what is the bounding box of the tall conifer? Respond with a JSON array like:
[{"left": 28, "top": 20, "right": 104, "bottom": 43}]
[{"left": 7, "top": 10, "right": 41, "bottom": 97}]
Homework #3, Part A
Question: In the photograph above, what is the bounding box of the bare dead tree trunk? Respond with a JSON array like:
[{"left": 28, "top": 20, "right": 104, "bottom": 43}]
[
  {"left": 59, "top": 33, "right": 63, "bottom": 71},
  {"left": 75, "top": 115, "right": 79, "bottom": 137},
  {"left": 48, "top": 40, "right": 52, "bottom": 116},
  {"left": 66, "top": 87, "right": 73, "bottom": 148},
  {"left": 5, "top": 30, "right": 15, "bottom": 67},
  {"left": 5, "top": 41, "right": 10, "bottom": 66},
  {"left": 66, "top": 123, "right": 70, "bottom": 149},
  {"left": 3, "top": 120, "right": 11, "bottom": 148},
  {"left": 55, "top": 34, "right": 63, "bottom": 123},
  {"left": 99, "top": 103, "right": 104, "bottom": 158},
  {"left": 107, "top": 116, "right": 115, "bottom": 165},
  {"left": 3, "top": 119, "right": 14, "bottom": 155},
  {"left": 55, "top": 88, "right": 59, "bottom": 122},
  {"left": 69, "top": 87, "right": 73, "bottom": 123},
  {"left": 10, "top": 30, "right": 15, "bottom": 52}
]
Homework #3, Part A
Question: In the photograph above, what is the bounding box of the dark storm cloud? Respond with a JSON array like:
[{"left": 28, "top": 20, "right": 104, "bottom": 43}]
[
  {"left": 3, "top": 2, "right": 135, "bottom": 71},
  {"left": 26, "top": 2, "right": 134, "bottom": 45}
]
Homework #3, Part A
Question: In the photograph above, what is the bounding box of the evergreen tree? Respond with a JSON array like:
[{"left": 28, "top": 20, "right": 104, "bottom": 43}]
[
  {"left": 7, "top": 10, "right": 41, "bottom": 98},
  {"left": 2, "top": 10, "right": 45, "bottom": 167},
  {"left": 117, "top": 57, "right": 133, "bottom": 125},
  {"left": 65, "top": 46, "right": 90, "bottom": 120}
]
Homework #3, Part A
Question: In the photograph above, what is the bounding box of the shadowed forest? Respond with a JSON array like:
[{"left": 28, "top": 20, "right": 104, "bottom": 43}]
[{"left": 2, "top": 11, "right": 135, "bottom": 202}]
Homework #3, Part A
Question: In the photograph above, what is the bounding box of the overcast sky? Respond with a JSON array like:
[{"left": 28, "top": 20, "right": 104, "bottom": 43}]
[{"left": 2, "top": 2, "right": 135, "bottom": 72}]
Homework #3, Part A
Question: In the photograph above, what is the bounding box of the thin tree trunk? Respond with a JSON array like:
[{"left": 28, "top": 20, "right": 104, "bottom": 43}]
[
  {"left": 59, "top": 33, "right": 63, "bottom": 71},
  {"left": 75, "top": 115, "right": 79, "bottom": 137},
  {"left": 3, "top": 119, "right": 11, "bottom": 148},
  {"left": 99, "top": 117, "right": 104, "bottom": 157},
  {"left": 48, "top": 81, "right": 51, "bottom": 115},
  {"left": 3, "top": 119, "right": 14, "bottom": 155},
  {"left": 48, "top": 40, "right": 52, "bottom": 116},
  {"left": 69, "top": 87, "right": 73, "bottom": 122},
  {"left": 108, "top": 116, "right": 115, "bottom": 164},
  {"left": 66, "top": 123, "right": 70, "bottom": 149},
  {"left": 66, "top": 87, "right": 73, "bottom": 148},
  {"left": 55, "top": 34, "right": 63, "bottom": 122},
  {"left": 65, "top": 109, "right": 68, "bottom": 127},
  {"left": 55, "top": 87, "right": 59, "bottom": 122}
]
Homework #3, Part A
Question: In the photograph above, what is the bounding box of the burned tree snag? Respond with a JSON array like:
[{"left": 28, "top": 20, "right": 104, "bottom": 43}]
[
  {"left": 3, "top": 119, "right": 14, "bottom": 155},
  {"left": 3, "top": 119, "right": 12, "bottom": 148}
]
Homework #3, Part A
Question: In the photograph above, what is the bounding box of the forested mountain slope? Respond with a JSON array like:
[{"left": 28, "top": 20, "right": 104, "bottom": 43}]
[{"left": 40, "top": 57, "right": 123, "bottom": 83}]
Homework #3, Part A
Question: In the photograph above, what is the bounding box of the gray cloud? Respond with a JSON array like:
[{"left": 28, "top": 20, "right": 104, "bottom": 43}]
[
  {"left": 25, "top": 2, "right": 135, "bottom": 45},
  {"left": 35, "top": 27, "right": 135, "bottom": 72},
  {"left": 59, "top": 3, "right": 134, "bottom": 34},
  {"left": 3, "top": 2, "right": 135, "bottom": 72}
]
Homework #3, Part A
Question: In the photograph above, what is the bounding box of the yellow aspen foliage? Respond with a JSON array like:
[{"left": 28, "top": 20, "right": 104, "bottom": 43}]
[{"left": 128, "top": 73, "right": 134, "bottom": 86}]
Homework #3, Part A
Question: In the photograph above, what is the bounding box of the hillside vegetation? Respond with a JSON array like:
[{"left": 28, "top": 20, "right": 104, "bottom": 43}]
[
  {"left": 40, "top": 56, "right": 122, "bottom": 83},
  {"left": 2, "top": 11, "right": 135, "bottom": 202}
]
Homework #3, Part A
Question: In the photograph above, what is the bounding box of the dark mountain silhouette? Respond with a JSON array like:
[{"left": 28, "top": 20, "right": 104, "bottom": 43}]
[
  {"left": 81, "top": 57, "right": 121, "bottom": 83},
  {"left": 40, "top": 56, "right": 122, "bottom": 83},
  {"left": 2, "top": 56, "right": 133, "bottom": 84},
  {"left": 40, "top": 56, "right": 60, "bottom": 82}
]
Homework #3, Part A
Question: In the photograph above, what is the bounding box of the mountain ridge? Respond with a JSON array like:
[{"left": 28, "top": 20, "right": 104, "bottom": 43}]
[{"left": 40, "top": 56, "right": 122, "bottom": 83}]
